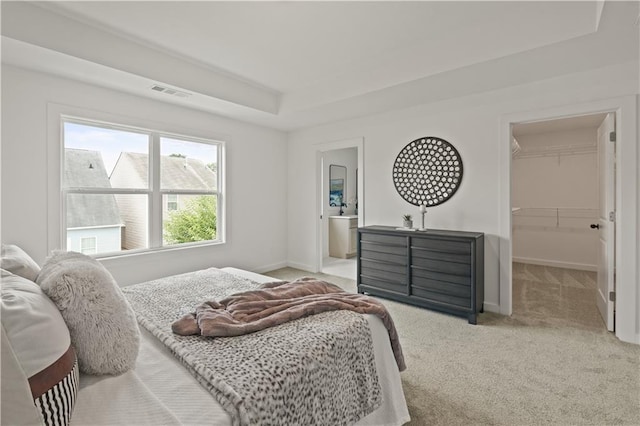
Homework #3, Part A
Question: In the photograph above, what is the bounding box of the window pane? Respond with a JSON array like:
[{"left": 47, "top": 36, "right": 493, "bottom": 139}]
[
  {"left": 113, "top": 194, "right": 149, "bottom": 251},
  {"left": 64, "top": 122, "right": 149, "bottom": 189},
  {"left": 66, "top": 193, "right": 148, "bottom": 253},
  {"left": 160, "top": 137, "right": 217, "bottom": 191},
  {"left": 163, "top": 195, "right": 217, "bottom": 245}
]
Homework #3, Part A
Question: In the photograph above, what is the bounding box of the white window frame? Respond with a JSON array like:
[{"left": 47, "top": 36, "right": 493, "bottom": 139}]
[
  {"left": 60, "top": 115, "right": 225, "bottom": 257},
  {"left": 80, "top": 236, "right": 97, "bottom": 255}
]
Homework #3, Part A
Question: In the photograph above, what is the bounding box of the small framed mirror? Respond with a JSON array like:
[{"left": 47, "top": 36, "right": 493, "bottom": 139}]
[{"left": 329, "top": 164, "right": 347, "bottom": 207}]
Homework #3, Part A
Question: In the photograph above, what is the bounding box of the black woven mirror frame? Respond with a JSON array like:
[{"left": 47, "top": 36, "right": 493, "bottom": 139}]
[{"left": 392, "top": 136, "right": 463, "bottom": 207}]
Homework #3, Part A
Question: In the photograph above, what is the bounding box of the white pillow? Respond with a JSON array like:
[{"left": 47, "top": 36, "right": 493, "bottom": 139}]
[
  {"left": 1, "top": 270, "right": 79, "bottom": 426},
  {"left": 1, "top": 244, "right": 41, "bottom": 281},
  {"left": 36, "top": 251, "right": 140, "bottom": 375},
  {"left": 1, "top": 270, "right": 71, "bottom": 376}
]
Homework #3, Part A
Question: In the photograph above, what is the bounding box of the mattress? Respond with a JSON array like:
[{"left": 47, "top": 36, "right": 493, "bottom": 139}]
[{"left": 72, "top": 268, "right": 410, "bottom": 425}]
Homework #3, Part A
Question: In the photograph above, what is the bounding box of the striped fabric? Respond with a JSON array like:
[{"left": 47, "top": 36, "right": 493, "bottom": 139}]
[{"left": 34, "top": 358, "right": 79, "bottom": 426}]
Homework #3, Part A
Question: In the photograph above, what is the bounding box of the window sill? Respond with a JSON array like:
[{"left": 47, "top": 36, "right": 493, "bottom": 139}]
[{"left": 94, "top": 239, "right": 225, "bottom": 261}]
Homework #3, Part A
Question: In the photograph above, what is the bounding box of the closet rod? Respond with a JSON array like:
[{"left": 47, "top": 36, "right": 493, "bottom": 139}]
[{"left": 513, "top": 144, "right": 596, "bottom": 159}]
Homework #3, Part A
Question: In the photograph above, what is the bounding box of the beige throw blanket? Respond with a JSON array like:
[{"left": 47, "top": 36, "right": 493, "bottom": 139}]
[{"left": 172, "top": 277, "right": 406, "bottom": 371}]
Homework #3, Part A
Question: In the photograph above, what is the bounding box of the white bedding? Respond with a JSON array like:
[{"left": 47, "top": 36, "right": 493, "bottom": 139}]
[{"left": 72, "top": 268, "right": 410, "bottom": 426}]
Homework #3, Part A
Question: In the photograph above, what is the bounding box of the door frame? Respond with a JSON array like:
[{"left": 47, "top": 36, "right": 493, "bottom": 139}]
[
  {"left": 315, "top": 137, "right": 364, "bottom": 272},
  {"left": 499, "top": 95, "right": 638, "bottom": 344}
]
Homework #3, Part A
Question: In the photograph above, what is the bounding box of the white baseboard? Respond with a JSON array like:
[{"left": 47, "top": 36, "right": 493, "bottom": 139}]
[
  {"left": 513, "top": 257, "right": 596, "bottom": 272},
  {"left": 617, "top": 331, "right": 640, "bottom": 345},
  {"left": 252, "top": 261, "right": 288, "bottom": 274},
  {"left": 482, "top": 302, "right": 500, "bottom": 314},
  {"left": 286, "top": 261, "right": 317, "bottom": 273}
]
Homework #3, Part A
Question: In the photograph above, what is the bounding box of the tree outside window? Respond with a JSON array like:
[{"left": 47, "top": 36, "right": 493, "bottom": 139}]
[{"left": 163, "top": 195, "right": 217, "bottom": 244}]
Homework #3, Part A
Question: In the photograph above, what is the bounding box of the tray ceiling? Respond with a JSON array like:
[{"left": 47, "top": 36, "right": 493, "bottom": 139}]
[{"left": 2, "top": 1, "right": 638, "bottom": 130}]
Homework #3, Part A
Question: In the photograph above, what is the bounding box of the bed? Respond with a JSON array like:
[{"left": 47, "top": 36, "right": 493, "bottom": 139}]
[
  {"left": 1, "top": 244, "right": 410, "bottom": 426},
  {"left": 74, "top": 267, "right": 410, "bottom": 425}
]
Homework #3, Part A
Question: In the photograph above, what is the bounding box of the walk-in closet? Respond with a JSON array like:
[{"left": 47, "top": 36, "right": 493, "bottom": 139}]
[{"left": 511, "top": 113, "right": 608, "bottom": 330}]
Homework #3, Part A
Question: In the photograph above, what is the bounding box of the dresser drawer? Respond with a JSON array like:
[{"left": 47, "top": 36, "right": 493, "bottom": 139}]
[
  {"left": 360, "top": 275, "right": 406, "bottom": 294},
  {"left": 360, "top": 259, "right": 406, "bottom": 276},
  {"left": 411, "top": 267, "right": 471, "bottom": 286},
  {"left": 411, "top": 276, "right": 470, "bottom": 298},
  {"left": 411, "top": 287, "right": 471, "bottom": 309},
  {"left": 411, "top": 237, "right": 471, "bottom": 255},
  {"left": 412, "top": 246, "right": 470, "bottom": 264},
  {"left": 360, "top": 249, "right": 406, "bottom": 265},
  {"left": 360, "top": 232, "right": 407, "bottom": 247},
  {"left": 411, "top": 257, "right": 471, "bottom": 276},
  {"left": 361, "top": 241, "right": 407, "bottom": 256}
]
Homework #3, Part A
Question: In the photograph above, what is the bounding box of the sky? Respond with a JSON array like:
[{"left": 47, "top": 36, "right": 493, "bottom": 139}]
[{"left": 64, "top": 122, "right": 218, "bottom": 175}]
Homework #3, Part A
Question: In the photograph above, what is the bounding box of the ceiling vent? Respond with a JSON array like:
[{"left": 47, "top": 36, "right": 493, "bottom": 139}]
[{"left": 150, "top": 84, "right": 192, "bottom": 98}]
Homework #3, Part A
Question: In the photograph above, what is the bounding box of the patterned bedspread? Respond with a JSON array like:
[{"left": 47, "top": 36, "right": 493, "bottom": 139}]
[{"left": 123, "top": 268, "right": 382, "bottom": 426}]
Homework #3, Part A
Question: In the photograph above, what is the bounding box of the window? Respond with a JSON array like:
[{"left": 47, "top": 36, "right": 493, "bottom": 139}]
[
  {"left": 166, "top": 194, "right": 178, "bottom": 211},
  {"left": 81, "top": 237, "right": 97, "bottom": 255},
  {"left": 62, "top": 118, "right": 223, "bottom": 256}
]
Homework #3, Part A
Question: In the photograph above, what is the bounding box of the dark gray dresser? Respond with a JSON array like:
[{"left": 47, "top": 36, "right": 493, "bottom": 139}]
[{"left": 357, "top": 225, "right": 484, "bottom": 324}]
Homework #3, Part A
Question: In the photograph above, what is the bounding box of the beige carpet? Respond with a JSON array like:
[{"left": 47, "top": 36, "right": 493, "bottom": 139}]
[{"left": 263, "top": 267, "right": 640, "bottom": 426}]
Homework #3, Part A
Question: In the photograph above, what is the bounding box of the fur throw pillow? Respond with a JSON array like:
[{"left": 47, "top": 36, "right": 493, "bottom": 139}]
[{"left": 36, "top": 251, "right": 140, "bottom": 375}]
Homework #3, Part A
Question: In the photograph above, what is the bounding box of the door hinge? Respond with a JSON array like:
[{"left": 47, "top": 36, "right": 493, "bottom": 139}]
[
  {"left": 609, "top": 131, "right": 616, "bottom": 142},
  {"left": 609, "top": 291, "right": 616, "bottom": 302},
  {"left": 609, "top": 211, "right": 616, "bottom": 222}
]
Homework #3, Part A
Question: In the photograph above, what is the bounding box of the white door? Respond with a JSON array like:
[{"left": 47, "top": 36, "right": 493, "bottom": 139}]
[{"left": 595, "top": 113, "right": 615, "bottom": 331}]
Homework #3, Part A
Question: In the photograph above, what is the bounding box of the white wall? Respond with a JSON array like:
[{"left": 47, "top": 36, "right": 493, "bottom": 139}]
[
  {"left": 512, "top": 127, "right": 598, "bottom": 270},
  {"left": 1, "top": 65, "right": 289, "bottom": 285},
  {"left": 286, "top": 61, "right": 638, "bottom": 316}
]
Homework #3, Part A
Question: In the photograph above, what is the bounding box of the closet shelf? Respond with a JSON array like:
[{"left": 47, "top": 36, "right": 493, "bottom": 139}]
[
  {"left": 512, "top": 224, "right": 595, "bottom": 234},
  {"left": 513, "top": 143, "right": 596, "bottom": 159},
  {"left": 512, "top": 207, "right": 597, "bottom": 219},
  {"left": 512, "top": 207, "right": 597, "bottom": 232}
]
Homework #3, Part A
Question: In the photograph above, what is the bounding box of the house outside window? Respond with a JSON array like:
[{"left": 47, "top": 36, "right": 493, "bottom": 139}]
[{"left": 62, "top": 118, "right": 223, "bottom": 256}]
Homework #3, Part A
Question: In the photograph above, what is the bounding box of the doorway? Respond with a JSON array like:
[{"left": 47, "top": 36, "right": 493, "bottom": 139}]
[
  {"left": 499, "top": 96, "right": 638, "bottom": 343},
  {"left": 510, "top": 113, "right": 609, "bottom": 330},
  {"left": 315, "top": 138, "right": 364, "bottom": 280}
]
